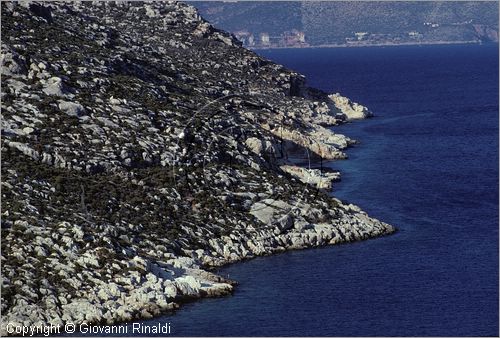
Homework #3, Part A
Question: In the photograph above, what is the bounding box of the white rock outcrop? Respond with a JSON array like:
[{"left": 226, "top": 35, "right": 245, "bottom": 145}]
[
  {"left": 328, "top": 93, "right": 373, "bottom": 120},
  {"left": 280, "top": 164, "right": 340, "bottom": 190},
  {"left": 42, "top": 77, "right": 66, "bottom": 96}
]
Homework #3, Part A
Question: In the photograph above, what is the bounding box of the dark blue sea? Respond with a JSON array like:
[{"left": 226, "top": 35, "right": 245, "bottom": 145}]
[{"left": 143, "top": 44, "right": 499, "bottom": 336}]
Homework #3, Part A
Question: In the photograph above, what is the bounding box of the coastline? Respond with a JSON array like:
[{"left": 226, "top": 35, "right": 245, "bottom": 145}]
[
  {"left": 1, "top": 91, "right": 397, "bottom": 335},
  {"left": 1, "top": 2, "right": 396, "bottom": 335},
  {"left": 2, "top": 126, "right": 397, "bottom": 336},
  {"left": 249, "top": 39, "right": 488, "bottom": 50}
]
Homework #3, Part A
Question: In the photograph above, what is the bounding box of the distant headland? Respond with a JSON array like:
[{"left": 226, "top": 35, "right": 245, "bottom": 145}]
[{"left": 192, "top": 1, "right": 499, "bottom": 49}]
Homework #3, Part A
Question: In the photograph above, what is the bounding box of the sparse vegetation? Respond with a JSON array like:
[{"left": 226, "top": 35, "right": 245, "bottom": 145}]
[{"left": 1, "top": 1, "right": 394, "bottom": 333}]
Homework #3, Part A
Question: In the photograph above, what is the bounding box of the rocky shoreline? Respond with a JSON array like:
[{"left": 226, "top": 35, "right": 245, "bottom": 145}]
[{"left": 1, "top": 1, "right": 394, "bottom": 335}]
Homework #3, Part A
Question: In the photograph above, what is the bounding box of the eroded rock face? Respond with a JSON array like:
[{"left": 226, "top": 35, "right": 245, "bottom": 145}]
[
  {"left": 1, "top": 1, "right": 393, "bottom": 334},
  {"left": 42, "top": 77, "right": 67, "bottom": 96},
  {"left": 279, "top": 165, "right": 340, "bottom": 190},
  {"left": 328, "top": 93, "right": 373, "bottom": 120}
]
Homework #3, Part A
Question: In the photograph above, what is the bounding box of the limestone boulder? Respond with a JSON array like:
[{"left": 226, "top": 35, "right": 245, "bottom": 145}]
[{"left": 328, "top": 93, "right": 373, "bottom": 120}]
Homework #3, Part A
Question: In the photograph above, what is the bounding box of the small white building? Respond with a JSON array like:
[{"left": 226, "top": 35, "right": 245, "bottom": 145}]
[
  {"left": 354, "top": 32, "right": 368, "bottom": 40},
  {"left": 408, "top": 31, "right": 423, "bottom": 38},
  {"left": 260, "top": 32, "right": 270, "bottom": 45}
]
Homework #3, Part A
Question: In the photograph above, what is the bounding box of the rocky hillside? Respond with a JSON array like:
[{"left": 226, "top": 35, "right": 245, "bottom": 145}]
[{"left": 1, "top": 1, "right": 394, "bottom": 334}]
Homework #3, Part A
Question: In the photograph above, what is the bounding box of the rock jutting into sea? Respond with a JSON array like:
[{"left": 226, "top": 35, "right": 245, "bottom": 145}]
[{"left": 0, "top": 1, "right": 395, "bottom": 335}]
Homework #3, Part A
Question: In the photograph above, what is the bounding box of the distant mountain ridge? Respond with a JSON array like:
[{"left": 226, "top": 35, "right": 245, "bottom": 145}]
[{"left": 192, "top": 1, "right": 499, "bottom": 47}]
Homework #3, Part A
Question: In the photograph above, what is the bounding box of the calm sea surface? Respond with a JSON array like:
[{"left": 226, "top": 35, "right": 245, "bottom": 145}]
[{"left": 133, "top": 44, "right": 498, "bottom": 336}]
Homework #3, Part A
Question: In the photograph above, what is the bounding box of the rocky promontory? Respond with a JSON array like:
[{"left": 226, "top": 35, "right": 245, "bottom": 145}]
[{"left": 1, "top": 1, "right": 394, "bottom": 334}]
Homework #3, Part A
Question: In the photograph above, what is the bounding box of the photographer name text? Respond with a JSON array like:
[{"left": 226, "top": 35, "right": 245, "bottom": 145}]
[{"left": 4, "top": 322, "right": 172, "bottom": 336}]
